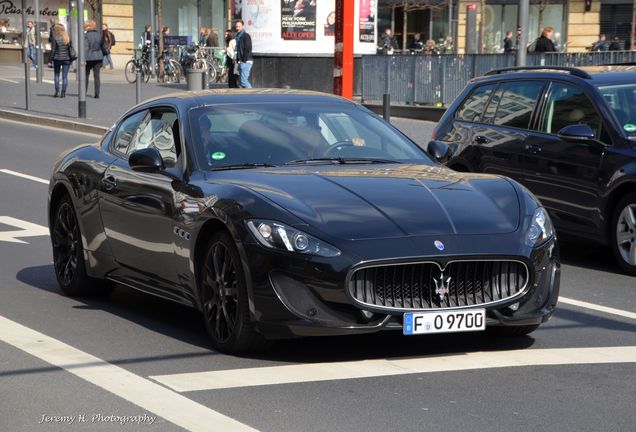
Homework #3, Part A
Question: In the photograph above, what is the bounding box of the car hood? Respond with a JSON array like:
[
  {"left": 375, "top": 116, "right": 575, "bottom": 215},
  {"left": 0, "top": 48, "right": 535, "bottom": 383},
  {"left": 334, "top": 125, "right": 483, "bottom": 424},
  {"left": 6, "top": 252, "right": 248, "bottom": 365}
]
[{"left": 210, "top": 164, "right": 520, "bottom": 240}]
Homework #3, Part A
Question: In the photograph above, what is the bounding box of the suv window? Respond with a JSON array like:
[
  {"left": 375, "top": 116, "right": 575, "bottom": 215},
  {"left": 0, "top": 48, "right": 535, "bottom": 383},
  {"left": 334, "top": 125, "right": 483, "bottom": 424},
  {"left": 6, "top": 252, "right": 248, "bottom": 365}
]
[
  {"left": 493, "top": 81, "right": 544, "bottom": 129},
  {"left": 456, "top": 84, "right": 496, "bottom": 122},
  {"left": 540, "top": 82, "right": 602, "bottom": 137}
]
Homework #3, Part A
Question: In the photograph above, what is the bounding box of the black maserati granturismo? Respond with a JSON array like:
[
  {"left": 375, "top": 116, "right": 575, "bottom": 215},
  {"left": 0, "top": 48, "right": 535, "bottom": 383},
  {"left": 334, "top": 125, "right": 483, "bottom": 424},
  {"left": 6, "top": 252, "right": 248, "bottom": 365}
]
[{"left": 48, "top": 90, "right": 560, "bottom": 353}]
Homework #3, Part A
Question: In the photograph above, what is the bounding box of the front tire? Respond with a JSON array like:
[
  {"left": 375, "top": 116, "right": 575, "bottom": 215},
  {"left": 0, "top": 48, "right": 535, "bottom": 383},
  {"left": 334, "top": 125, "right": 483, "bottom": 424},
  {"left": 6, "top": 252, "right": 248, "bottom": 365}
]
[
  {"left": 611, "top": 193, "right": 636, "bottom": 275},
  {"left": 124, "top": 60, "right": 137, "bottom": 83},
  {"left": 198, "top": 232, "right": 268, "bottom": 353},
  {"left": 51, "top": 196, "right": 113, "bottom": 296}
]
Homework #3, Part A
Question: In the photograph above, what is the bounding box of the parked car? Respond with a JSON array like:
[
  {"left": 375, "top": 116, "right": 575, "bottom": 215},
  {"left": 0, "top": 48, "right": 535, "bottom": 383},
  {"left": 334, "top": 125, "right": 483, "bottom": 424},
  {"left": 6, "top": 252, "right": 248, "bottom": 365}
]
[
  {"left": 430, "top": 66, "right": 636, "bottom": 275},
  {"left": 48, "top": 90, "right": 559, "bottom": 353}
]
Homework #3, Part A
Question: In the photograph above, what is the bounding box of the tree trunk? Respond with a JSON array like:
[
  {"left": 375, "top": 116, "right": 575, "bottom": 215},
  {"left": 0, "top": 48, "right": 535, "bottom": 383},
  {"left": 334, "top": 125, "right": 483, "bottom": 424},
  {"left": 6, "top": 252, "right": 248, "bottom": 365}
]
[
  {"left": 157, "top": 0, "right": 164, "bottom": 82},
  {"left": 403, "top": 2, "right": 408, "bottom": 51}
]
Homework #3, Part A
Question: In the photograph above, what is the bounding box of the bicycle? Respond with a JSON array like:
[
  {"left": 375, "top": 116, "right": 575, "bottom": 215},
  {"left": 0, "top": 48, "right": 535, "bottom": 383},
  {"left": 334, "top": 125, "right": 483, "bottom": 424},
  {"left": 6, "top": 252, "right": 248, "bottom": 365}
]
[
  {"left": 125, "top": 46, "right": 151, "bottom": 84},
  {"left": 159, "top": 47, "right": 184, "bottom": 84}
]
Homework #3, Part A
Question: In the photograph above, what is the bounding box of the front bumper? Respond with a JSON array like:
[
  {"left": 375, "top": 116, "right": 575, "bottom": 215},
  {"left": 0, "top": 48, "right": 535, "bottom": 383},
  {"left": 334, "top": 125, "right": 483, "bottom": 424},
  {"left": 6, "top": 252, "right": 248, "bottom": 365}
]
[{"left": 243, "top": 236, "right": 560, "bottom": 340}]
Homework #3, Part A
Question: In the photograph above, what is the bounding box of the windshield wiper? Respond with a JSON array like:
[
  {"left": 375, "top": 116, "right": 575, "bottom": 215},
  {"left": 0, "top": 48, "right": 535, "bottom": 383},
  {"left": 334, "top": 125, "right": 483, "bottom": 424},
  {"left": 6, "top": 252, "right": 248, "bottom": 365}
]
[
  {"left": 210, "top": 163, "right": 277, "bottom": 171},
  {"left": 284, "top": 158, "right": 402, "bottom": 166}
]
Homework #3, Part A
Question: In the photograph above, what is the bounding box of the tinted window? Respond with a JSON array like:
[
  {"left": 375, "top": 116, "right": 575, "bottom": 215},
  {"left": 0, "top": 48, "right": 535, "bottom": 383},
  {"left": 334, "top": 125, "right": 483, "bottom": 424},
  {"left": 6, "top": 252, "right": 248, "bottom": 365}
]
[
  {"left": 456, "top": 85, "right": 496, "bottom": 122},
  {"left": 597, "top": 83, "right": 636, "bottom": 137},
  {"left": 190, "top": 103, "right": 431, "bottom": 169},
  {"left": 128, "top": 109, "right": 180, "bottom": 167},
  {"left": 482, "top": 85, "right": 504, "bottom": 124},
  {"left": 113, "top": 111, "right": 147, "bottom": 154},
  {"left": 540, "top": 82, "right": 601, "bottom": 137},
  {"left": 493, "top": 81, "right": 544, "bottom": 129}
]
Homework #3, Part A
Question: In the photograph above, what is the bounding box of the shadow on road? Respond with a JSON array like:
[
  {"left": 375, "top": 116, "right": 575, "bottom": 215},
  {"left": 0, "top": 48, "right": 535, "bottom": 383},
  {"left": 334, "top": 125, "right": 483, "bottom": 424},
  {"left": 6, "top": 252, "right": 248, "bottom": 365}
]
[{"left": 558, "top": 237, "right": 623, "bottom": 274}]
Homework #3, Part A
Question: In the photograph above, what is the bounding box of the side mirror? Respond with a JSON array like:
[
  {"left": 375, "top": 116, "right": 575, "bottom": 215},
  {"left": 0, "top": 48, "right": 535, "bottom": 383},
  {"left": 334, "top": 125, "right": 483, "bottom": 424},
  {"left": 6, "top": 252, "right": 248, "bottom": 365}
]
[
  {"left": 129, "top": 148, "right": 165, "bottom": 173},
  {"left": 557, "top": 124, "right": 595, "bottom": 141},
  {"left": 427, "top": 140, "right": 453, "bottom": 163}
]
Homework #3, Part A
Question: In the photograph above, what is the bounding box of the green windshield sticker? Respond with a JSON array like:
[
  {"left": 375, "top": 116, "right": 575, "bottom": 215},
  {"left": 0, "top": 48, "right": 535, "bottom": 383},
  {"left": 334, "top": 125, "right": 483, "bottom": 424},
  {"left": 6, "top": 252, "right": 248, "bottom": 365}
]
[
  {"left": 624, "top": 124, "right": 636, "bottom": 132},
  {"left": 211, "top": 152, "right": 226, "bottom": 160}
]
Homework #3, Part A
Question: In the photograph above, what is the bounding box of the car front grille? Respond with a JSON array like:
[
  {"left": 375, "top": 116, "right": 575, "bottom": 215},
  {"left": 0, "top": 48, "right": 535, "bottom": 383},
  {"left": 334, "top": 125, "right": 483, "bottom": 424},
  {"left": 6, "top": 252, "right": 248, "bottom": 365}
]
[{"left": 348, "top": 260, "right": 529, "bottom": 310}]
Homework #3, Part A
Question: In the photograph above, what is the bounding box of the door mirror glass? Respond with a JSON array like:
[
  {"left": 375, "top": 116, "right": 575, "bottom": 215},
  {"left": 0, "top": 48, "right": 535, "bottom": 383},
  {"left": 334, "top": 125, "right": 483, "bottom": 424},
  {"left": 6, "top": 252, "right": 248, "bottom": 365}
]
[
  {"left": 129, "top": 148, "right": 165, "bottom": 172},
  {"left": 557, "top": 124, "right": 596, "bottom": 141},
  {"left": 427, "top": 140, "right": 453, "bottom": 163}
]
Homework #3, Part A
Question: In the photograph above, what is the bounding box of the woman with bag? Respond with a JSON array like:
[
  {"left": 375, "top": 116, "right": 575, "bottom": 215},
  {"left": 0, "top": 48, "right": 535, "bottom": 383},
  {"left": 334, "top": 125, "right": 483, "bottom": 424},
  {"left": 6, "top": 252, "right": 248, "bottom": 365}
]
[
  {"left": 49, "top": 24, "right": 74, "bottom": 98},
  {"left": 84, "top": 20, "right": 104, "bottom": 98},
  {"left": 225, "top": 31, "right": 238, "bottom": 88}
]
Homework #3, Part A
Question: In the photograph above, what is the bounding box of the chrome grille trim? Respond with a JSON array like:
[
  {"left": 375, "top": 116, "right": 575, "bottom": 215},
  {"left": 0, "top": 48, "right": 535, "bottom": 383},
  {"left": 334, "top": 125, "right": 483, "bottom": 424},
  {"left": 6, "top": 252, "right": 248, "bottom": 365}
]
[{"left": 347, "top": 259, "right": 530, "bottom": 312}]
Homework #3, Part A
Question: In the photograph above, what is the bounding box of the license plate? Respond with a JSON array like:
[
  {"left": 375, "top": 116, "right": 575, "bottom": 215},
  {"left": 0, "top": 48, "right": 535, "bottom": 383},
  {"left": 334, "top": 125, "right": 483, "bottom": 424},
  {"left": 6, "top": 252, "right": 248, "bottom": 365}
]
[{"left": 403, "top": 309, "right": 486, "bottom": 335}]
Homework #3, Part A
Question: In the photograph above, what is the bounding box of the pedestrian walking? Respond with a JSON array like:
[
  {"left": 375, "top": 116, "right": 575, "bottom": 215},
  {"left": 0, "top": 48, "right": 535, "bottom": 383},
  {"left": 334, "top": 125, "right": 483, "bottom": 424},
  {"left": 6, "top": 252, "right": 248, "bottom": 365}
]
[
  {"left": 25, "top": 20, "right": 37, "bottom": 69},
  {"left": 534, "top": 26, "right": 556, "bottom": 53},
  {"left": 101, "top": 23, "right": 115, "bottom": 70},
  {"left": 503, "top": 31, "right": 514, "bottom": 53},
  {"left": 205, "top": 28, "right": 219, "bottom": 47},
  {"left": 225, "top": 31, "right": 239, "bottom": 88},
  {"left": 235, "top": 20, "right": 253, "bottom": 89},
  {"left": 84, "top": 20, "right": 105, "bottom": 98},
  {"left": 49, "top": 24, "right": 73, "bottom": 98}
]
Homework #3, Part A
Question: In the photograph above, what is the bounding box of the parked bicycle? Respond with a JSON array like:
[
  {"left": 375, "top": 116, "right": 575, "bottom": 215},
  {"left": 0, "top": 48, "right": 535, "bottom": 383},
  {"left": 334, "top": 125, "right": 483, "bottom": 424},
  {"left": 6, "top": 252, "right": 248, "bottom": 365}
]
[
  {"left": 125, "top": 46, "right": 151, "bottom": 84},
  {"left": 160, "top": 47, "right": 184, "bottom": 84}
]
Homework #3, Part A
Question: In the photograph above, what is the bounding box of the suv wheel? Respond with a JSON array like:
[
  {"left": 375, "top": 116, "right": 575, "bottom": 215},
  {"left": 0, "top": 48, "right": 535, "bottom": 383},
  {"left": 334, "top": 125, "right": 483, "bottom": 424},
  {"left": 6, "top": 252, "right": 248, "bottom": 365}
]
[{"left": 611, "top": 193, "right": 636, "bottom": 275}]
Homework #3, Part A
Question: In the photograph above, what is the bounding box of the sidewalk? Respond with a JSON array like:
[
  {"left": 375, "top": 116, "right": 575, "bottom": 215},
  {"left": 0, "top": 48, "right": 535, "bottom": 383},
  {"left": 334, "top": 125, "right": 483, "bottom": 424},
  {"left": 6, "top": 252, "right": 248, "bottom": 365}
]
[{"left": 0, "top": 64, "right": 194, "bottom": 129}]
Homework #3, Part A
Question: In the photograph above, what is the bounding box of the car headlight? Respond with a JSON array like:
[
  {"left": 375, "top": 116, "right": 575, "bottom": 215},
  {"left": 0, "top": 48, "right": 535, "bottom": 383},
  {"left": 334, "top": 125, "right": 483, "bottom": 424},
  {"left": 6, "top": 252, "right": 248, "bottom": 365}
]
[
  {"left": 247, "top": 220, "right": 341, "bottom": 257},
  {"left": 525, "top": 207, "right": 554, "bottom": 247}
]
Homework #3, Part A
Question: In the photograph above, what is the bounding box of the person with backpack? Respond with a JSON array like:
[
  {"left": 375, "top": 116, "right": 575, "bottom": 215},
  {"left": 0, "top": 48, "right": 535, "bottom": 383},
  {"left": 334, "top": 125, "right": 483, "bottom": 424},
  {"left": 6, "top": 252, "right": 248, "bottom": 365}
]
[
  {"left": 49, "top": 23, "right": 74, "bottom": 98},
  {"left": 102, "top": 23, "right": 115, "bottom": 70}
]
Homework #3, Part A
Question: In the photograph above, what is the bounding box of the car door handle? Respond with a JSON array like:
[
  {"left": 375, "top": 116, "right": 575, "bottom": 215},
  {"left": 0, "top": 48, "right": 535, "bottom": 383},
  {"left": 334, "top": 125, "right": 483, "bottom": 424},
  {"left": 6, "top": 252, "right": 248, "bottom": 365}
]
[
  {"left": 525, "top": 144, "right": 542, "bottom": 154},
  {"left": 474, "top": 136, "right": 489, "bottom": 144},
  {"left": 101, "top": 175, "right": 118, "bottom": 191}
]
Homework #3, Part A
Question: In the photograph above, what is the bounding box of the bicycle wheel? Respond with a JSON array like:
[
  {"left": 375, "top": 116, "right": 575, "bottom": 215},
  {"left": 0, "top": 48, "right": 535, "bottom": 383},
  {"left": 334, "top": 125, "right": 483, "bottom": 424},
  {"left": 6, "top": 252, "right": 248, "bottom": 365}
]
[
  {"left": 124, "top": 60, "right": 137, "bottom": 83},
  {"left": 171, "top": 60, "right": 184, "bottom": 84},
  {"left": 142, "top": 63, "right": 151, "bottom": 83},
  {"left": 205, "top": 60, "right": 217, "bottom": 85}
]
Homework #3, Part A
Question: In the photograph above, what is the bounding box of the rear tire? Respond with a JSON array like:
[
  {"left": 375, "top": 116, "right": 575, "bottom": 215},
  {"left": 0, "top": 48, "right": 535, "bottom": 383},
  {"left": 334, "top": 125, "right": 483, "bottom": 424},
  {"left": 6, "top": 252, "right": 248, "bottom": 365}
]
[
  {"left": 611, "top": 193, "right": 636, "bottom": 276},
  {"left": 198, "top": 232, "right": 269, "bottom": 354},
  {"left": 124, "top": 60, "right": 137, "bottom": 83},
  {"left": 51, "top": 196, "right": 114, "bottom": 297}
]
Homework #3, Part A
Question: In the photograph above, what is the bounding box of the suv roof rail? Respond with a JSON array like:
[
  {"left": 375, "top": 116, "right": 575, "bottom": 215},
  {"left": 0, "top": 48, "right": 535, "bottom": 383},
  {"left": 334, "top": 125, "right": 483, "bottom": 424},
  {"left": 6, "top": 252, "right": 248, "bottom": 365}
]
[{"left": 484, "top": 66, "right": 592, "bottom": 79}]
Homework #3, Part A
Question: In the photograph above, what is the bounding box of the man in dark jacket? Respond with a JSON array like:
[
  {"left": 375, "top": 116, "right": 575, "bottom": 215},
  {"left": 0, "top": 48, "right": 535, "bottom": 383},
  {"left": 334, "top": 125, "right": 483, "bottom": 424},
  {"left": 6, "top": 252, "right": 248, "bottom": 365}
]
[
  {"left": 534, "top": 26, "right": 556, "bottom": 52},
  {"left": 503, "top": 31, "right": 514, "bottom": 53},
  {"left": 101, "top": 23, "right": 115, "bottom": 70},
  {"left": 235, "top": 20, "right": 253, "bottom": 88},
  {"left": 381, "top": 28, "right": 398, "bottom": 54}
]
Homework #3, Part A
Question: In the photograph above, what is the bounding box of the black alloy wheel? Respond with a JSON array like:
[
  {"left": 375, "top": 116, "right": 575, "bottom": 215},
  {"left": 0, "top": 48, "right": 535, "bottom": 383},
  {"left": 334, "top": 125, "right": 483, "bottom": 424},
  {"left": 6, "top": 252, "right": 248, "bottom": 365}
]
[
  {"left": 199, "top": 232, "right": 268, "bottom": 353},
  {"left": 612, "top": 193, "right": 636, "bottom": 276},
  {"left": 51, "top": 196, "right": 113, "bottom": 296}
]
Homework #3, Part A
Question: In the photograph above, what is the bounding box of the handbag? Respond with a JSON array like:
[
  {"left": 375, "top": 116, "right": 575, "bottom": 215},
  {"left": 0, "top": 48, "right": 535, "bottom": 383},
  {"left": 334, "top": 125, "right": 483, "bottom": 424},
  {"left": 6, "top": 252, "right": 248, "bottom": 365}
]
[{"left": 68, "top": 41, "right": 77, "bottom": 61}]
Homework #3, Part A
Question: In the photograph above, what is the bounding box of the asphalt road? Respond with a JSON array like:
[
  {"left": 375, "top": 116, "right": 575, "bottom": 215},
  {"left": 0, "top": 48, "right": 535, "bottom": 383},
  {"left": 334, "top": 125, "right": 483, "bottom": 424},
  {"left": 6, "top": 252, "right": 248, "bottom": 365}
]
[{"left": 0, "top": 118, "right": 635, "bottom": 432}]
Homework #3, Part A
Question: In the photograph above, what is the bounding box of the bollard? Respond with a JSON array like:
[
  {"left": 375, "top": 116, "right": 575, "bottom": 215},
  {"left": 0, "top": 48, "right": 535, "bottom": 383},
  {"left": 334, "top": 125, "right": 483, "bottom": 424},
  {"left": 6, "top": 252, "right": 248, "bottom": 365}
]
[
  {"left": 382, "top": 93, "right": 391, "bottom": 122},
  {"left": 202, "top": 70, "right": 208, "bottom": 90},
  {"left": 135, "top": 71, "right": 141, "bottom": 104}
]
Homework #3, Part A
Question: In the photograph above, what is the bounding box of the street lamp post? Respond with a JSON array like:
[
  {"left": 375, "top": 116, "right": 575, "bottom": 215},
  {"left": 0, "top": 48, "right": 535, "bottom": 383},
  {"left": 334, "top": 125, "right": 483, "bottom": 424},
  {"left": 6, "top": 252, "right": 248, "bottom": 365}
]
[
  {"left": 77, "top": 0, "right": 86, "bottom": 118},
  {"left": 35, "top": 0, "right": 43, "bottom": 83},
  {"left": 516, "top": 0, "right": 529, "bottom": 66},
  {"left": 21, "top": 0, "right": 31, "bottom": 110}
]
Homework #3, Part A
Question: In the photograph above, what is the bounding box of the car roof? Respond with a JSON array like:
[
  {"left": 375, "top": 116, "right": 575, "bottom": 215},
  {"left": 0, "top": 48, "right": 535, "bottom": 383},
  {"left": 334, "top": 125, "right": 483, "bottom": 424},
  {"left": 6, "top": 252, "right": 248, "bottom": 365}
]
[
  {"left": 470, "top": 65, "right": 636, "bottom": 87},
  {"left": 138, "top": 89, "right": 354, "bottom": 110}
]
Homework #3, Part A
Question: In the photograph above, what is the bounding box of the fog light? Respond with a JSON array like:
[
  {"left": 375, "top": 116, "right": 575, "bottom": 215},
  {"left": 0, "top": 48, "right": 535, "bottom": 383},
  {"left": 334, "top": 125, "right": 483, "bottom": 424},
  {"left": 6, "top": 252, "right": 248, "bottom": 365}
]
[{"left": 509, "top": 302, "right": 519, "bottom": 311}]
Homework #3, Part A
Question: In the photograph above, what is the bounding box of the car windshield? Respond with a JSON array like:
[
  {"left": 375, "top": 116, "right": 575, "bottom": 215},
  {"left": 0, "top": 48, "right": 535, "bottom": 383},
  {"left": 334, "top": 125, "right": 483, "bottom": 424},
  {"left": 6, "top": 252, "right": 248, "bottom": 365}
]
[
  {"left": 189, "top": 102, "right": 431, "bottom": 170},
  {"left": 597, "top": 83, "right": 636, "bottom": 136}
]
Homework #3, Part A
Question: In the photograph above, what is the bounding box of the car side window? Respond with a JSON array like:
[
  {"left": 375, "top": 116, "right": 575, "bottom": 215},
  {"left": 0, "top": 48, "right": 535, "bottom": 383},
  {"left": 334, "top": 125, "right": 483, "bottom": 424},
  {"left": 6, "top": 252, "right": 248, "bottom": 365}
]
[
  {"left": 493, "top": 81, "right": 544, "bottom": 129},
  {"left": 112, "top": 111, "right": 147, "bottom": 154},
  {"left": 540, "top": 82, "right": 603, "bottom": 139},
  {"left": 455, "top": 84, "right": 497, "bottom": 123},
  {"left": 128, "top": 109, "right": 181, "bottom": 168}
]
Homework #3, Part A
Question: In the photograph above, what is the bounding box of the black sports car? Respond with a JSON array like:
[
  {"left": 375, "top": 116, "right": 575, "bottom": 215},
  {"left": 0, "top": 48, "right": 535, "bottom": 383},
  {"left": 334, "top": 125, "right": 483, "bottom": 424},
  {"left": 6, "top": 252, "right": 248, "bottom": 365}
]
[{"left": 48, "top": 90, "right": 560, "bottom": 353}]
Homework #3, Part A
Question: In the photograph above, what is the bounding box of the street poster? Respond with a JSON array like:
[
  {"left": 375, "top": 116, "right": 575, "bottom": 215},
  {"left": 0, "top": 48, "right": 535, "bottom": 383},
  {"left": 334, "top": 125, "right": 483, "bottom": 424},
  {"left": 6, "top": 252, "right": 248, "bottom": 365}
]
[
  {"left": 358, "top": 0, "right": 374, "bottom": 43},
  {"left": 281, "top": 0, "right": 317, "bottom": 40}
]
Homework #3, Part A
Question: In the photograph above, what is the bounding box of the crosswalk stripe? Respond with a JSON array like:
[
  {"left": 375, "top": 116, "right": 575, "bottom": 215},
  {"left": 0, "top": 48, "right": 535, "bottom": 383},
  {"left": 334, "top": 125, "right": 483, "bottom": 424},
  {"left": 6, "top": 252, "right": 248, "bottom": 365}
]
[
  {"left": 150, "top": 346, "right": 636, "bottom": 392},
  {"left": 0, "top": 315, "right": 259, "bottom": 432}
]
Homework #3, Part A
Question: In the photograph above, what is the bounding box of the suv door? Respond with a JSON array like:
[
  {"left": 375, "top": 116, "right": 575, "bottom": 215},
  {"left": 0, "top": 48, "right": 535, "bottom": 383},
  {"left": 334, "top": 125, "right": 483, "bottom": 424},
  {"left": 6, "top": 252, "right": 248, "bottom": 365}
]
[
  {"left": 521, "top": 81, "right": 608, "bottom": 236},
  {"left": 100, "top": 107, "right": 186, "bottom": 299},
  {"left": 470, "top": 80, "right": 546, "bottom": 183}
]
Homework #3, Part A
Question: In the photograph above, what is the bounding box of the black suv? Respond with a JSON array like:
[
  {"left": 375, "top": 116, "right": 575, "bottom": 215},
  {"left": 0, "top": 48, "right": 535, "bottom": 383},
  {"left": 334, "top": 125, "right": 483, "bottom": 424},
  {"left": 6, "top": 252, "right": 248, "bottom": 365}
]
[{"left": 428, "top": 66, "right": 636, "bottom": 275}]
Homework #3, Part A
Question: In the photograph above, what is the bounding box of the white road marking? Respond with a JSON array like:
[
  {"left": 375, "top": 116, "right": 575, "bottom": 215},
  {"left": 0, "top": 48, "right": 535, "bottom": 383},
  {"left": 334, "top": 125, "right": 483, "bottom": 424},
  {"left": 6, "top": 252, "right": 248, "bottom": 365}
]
[
  {"left": 43, "top": 79, "right": 54, "bottom": 84},
  {"left": 0, "top": 169, "right": 49, "bottom": 184},
  {"left": 0, "top": 216, "right": 49, "bottom": 244},
  {"left": 151, "top": 346, "right": 636, "bottom": 392},
  {"left": 0, "top": 315, "right": 259, "bottom": 432},
  {"left": 0, "top": 77, "right": 19, "bottom": 84},
  {"left": 560, "top": 296, "right": 636, "bottom": 320}
]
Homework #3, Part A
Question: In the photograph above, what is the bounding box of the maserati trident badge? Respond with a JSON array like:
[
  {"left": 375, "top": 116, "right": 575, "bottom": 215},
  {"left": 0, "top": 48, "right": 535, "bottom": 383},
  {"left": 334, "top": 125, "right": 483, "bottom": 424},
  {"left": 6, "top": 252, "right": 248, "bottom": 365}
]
[
  {"left": 434, "top": 240, "right": 445, "bottom": 251},
  {"left": 434, "top": 273, "right": 451, "bottom": 302}
]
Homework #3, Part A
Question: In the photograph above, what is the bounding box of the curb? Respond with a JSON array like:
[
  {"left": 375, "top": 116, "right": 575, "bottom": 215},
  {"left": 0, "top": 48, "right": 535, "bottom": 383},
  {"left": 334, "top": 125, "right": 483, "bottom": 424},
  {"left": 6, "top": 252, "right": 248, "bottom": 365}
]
[{"left": 0, "top": 109, "right": 109, "bottom": 135}]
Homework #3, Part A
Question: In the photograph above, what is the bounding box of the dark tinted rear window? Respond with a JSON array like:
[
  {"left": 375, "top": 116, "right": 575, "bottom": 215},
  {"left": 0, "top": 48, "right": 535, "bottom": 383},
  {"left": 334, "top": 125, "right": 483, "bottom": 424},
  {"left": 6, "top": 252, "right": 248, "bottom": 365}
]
[{"left": 456, "top": 84, "right": 497, "bottom": 122}]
